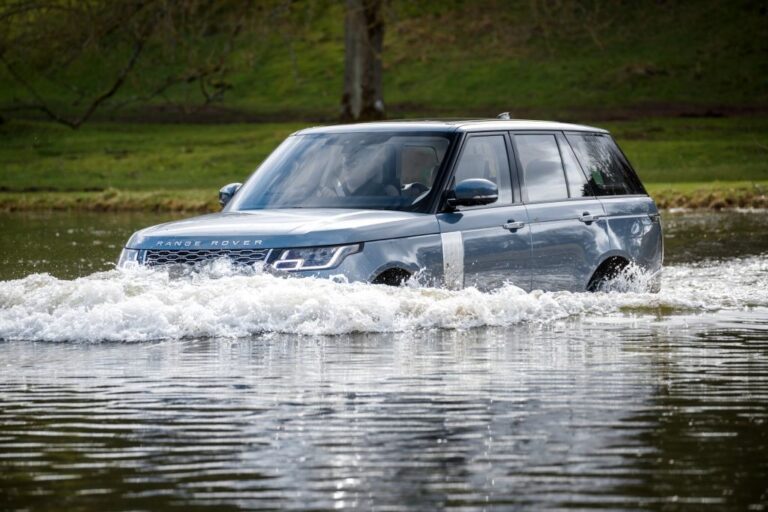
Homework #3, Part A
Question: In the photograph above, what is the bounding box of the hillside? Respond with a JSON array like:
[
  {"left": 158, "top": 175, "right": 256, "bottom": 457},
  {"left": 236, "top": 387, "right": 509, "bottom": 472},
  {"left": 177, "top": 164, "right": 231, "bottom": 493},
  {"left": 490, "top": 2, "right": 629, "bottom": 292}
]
[{"left": 1, "top": 1, "right": 767, "bottom": 122}]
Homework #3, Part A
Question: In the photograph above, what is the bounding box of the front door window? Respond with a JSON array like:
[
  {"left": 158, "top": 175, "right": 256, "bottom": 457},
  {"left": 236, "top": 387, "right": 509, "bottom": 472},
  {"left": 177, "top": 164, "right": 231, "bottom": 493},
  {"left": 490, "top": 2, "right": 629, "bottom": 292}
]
[{"left": 453, "top": 135, "right": 513, "bottom": 205}]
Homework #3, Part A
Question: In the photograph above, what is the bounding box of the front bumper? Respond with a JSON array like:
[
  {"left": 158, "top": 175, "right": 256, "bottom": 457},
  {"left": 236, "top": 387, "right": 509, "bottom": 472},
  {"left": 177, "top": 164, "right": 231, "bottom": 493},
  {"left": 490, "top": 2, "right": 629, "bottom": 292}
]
[
  {"left": 118, "top": 233, "right": 445, "bottom": 286},
  {"left": 117, "top": 246, "right": 376, "bottom": 283}
]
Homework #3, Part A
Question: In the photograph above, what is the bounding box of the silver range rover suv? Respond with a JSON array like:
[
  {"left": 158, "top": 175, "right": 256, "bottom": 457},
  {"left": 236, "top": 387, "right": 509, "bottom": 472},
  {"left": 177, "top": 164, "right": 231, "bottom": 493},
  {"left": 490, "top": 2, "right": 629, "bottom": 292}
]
[{"left": 118, "top": 119, "right": 663, "bottom": 292}]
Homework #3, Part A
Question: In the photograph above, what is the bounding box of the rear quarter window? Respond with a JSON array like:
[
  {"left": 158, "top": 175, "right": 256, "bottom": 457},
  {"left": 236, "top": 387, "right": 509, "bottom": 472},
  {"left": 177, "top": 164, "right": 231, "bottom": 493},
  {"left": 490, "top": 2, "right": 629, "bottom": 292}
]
[{"left": 565, "top": 133, "right": 646, "bottom": 196}]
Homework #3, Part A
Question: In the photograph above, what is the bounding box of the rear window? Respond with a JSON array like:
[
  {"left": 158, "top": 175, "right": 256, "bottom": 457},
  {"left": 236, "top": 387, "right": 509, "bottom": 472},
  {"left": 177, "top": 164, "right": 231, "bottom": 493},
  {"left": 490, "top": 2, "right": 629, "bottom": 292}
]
[{"left": 565, "top": 133, "right": 646, "bottom": 196}]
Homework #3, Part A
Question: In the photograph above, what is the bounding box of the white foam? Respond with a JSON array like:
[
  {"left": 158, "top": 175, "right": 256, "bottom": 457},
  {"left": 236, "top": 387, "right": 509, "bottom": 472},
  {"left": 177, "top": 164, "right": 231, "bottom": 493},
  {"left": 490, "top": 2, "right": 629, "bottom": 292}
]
[{"left": 0, "top": 256, "right": 766, "bottom": 342}]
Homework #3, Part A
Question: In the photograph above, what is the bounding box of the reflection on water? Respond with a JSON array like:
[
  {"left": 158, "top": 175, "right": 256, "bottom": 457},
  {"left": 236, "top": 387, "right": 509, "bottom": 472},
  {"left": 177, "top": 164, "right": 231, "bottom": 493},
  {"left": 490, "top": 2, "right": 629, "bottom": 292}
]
[
  {"left": 0, "top": 211, "right": 184, "bottom": 280},
  {"left": 1, "top": 209, "right": 767, "bottom": 510},
  {"left": 662, "top": 209, "right": 768, "bottom": 264},
  {"left": 2, "top": 324, "right": 767, "bottom": 510}
]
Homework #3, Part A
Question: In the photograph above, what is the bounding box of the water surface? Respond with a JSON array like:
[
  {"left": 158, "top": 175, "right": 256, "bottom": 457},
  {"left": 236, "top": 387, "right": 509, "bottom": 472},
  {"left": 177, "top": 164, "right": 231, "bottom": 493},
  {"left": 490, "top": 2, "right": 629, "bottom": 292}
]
[{"left": 1, "top": 210, "right": 767, "bottom": 510}]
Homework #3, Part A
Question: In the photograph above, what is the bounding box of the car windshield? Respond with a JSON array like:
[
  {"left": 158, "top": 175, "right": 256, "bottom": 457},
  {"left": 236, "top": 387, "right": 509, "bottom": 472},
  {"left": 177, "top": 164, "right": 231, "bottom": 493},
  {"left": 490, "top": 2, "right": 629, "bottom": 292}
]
[{"left": 229, "top": 131, "right": 454, "bottom": 212}]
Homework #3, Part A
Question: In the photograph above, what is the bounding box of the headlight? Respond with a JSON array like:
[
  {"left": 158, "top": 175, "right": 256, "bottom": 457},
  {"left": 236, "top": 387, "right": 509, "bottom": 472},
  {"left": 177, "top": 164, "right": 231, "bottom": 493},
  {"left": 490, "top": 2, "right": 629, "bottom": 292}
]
[
  {"left": 117, "top": 248, "right": 140, "bottom": 268},
  {"left": 273, "top": 244, "right": 361, "bottom": 271}
]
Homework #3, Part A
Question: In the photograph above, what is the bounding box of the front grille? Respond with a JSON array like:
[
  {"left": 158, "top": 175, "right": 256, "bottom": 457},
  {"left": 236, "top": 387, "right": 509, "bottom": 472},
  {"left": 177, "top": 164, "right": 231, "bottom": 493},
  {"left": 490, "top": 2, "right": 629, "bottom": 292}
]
[{"left": 142, "top": 249, "right": 271, "bottom": 267}]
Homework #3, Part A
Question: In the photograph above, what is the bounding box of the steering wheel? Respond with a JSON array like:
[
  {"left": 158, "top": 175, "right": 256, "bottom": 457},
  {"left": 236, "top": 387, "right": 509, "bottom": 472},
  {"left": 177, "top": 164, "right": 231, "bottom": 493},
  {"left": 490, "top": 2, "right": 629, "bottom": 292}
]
[{"left": 401, "top": 182, "right": 429, "bottom": 197}]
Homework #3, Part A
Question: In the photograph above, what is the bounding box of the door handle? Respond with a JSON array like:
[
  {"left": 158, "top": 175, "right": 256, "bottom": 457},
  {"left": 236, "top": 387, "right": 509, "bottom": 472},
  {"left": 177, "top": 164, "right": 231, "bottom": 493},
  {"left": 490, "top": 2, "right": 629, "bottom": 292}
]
[
  {"left": 578, "top": 212, "right": 601, "bottom": 224},
  {"left": 503, "top": 220, "right": 525, "bottom": 231}
]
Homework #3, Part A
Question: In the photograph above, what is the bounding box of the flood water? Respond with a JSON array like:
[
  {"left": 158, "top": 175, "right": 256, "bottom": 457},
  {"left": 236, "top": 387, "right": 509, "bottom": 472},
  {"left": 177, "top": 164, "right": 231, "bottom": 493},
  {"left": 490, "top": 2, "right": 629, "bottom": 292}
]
[{"left": 1, "top": 210, "right": 767, "bottom": 510}]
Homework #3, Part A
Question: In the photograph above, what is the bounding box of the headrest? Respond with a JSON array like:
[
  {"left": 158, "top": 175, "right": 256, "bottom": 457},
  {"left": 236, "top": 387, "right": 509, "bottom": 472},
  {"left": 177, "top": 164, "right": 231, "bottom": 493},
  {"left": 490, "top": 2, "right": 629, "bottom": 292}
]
[{"left": 455, "top": 153, "right": 490, "bottom": 182}]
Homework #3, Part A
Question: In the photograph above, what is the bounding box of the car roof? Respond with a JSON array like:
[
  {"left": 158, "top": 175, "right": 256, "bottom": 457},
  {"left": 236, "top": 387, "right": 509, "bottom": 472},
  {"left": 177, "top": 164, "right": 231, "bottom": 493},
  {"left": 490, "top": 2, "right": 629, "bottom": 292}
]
[{"left": 295, "top": 119, "right": 609, "bottom": 135}]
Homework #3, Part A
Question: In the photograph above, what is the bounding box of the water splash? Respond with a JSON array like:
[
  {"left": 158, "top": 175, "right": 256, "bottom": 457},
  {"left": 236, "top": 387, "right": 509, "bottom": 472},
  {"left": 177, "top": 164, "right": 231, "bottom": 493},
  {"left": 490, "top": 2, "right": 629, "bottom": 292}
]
[
  {"left": 588, "top": 261, "right": 656, "bottom": 294},
  {"left": 0, "top": 256, "right": 766, "bottom": 341}
]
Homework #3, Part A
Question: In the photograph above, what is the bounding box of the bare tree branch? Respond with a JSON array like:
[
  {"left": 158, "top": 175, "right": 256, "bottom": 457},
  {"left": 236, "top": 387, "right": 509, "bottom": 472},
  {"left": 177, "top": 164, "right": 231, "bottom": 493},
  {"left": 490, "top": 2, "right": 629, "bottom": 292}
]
[
  {"left": 0, "top": 54, "right": 79, "bottom": 127},
  {"left": 0, "top": 0, "right": 292, "bottom": 127},
  {"left": 1, "top": 14, "right": 148, "bottom": 129},
  {"left": 72, "top": 38, "right": 146, "bottom": 127}
]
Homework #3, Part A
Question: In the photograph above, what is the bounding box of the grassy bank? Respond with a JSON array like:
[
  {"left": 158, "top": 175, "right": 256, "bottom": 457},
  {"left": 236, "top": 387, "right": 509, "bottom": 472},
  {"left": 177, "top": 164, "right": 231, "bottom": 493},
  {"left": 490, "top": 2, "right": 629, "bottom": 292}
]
[
  {"left": 1, "top": 116, "right": 766, "bottom": 211},
  {"left": 2, "top": 182, "right": 765, "bottom": 213},
  {"left": 646, "top": 182, "right": 767, "bottom": 210},
  {"left": 0, "top": 189, "right": 217, "bottom": 213}
]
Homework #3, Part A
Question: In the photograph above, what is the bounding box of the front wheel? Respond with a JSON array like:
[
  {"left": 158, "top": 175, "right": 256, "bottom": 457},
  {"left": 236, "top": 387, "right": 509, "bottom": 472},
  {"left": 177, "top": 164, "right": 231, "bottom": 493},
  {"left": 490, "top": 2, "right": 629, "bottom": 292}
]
[{"left": 372, "top": 268, "right": 412, "bottom": 286}]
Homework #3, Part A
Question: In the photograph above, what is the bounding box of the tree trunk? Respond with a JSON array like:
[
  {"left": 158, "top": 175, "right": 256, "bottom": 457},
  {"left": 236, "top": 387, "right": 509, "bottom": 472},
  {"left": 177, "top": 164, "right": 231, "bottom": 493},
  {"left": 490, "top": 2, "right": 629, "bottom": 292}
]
[{"left": 341, "top": 0, "right": 385, "bottom": 122}]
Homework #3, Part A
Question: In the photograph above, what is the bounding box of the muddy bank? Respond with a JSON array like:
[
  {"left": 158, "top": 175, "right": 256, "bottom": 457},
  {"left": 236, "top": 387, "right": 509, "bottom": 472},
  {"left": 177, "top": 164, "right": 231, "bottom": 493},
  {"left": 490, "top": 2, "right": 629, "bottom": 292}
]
[
  {"left": 0, "top": 183, "right": 766, "bottom": 213},
  {"left": 0, "top": 189, "right": 217, "bottom": 213},
  {"left": 650, "top": 183, "right": 767, "bottom": 210}
]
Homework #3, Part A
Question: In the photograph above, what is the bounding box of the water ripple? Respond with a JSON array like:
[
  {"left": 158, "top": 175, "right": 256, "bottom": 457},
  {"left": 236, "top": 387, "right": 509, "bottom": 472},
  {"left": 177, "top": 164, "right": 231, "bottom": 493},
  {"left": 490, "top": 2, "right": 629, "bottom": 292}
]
[{"left": 1, "top": 322, "right": 767, "bottom": 510}]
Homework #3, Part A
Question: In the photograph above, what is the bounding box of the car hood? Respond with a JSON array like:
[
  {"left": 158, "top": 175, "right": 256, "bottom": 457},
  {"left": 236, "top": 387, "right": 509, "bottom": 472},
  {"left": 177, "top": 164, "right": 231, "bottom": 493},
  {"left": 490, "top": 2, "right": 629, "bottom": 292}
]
[{"left": 127, "top": 208, "right": 439, "bottom": 250}]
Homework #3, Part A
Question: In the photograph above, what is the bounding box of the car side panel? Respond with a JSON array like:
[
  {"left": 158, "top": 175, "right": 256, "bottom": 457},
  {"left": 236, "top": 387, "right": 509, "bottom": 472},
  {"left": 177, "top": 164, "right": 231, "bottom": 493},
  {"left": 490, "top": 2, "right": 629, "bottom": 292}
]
[
  {"left": 294, "top": 233, "right": 445, "bottom": 286},
  {"left": 527, "top": 199, "right": 612, "bottom": 291},
  {"left": 599, "top": 196, "right": 664, "bottom": 277},
  {"left": 437, "top": 206, "right": 532, "bottom": 291}
]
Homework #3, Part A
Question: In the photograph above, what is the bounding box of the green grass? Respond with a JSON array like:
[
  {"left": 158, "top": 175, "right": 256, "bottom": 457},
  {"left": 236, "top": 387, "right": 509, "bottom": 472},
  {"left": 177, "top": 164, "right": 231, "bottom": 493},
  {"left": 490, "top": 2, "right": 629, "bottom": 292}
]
[
  {"left": 603, "top": 117, "right": 768, "bottom": 183},
  {"left": 0, "top": 120, "right": 303, "bottom": 191},
  {"left": 1, "top": 116, "right": 766, "bottom": 210}
]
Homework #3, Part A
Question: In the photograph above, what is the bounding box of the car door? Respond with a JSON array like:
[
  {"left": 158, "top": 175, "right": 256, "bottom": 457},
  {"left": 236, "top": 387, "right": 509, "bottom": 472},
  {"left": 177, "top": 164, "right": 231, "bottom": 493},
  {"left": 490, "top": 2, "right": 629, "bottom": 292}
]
[
  {"left": 565, "top": 131, "right": 663, "bottom": 275},
  {"left": 437, "top": 132, "right": 532, "bottom": 291},
  {"left": 512, "top": 132, "right": 610, "bottom": 291}
]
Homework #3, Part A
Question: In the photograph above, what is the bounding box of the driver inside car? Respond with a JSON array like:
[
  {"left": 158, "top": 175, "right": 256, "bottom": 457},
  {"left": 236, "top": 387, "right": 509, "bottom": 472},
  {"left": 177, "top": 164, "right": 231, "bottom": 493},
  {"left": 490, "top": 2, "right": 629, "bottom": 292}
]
[{"left": 317, "top": 146, "right": 399, "bottom": 198}]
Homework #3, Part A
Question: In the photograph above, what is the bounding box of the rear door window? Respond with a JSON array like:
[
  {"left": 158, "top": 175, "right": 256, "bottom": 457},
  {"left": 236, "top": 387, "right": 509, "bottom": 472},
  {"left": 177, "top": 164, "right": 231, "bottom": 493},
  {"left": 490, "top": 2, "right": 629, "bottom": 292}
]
[
  {"left": 514, "top": 134, "right": 569, "bottom": 202},
  {"left": 565, "top": 133, "right": 646, "bottom": 195}
]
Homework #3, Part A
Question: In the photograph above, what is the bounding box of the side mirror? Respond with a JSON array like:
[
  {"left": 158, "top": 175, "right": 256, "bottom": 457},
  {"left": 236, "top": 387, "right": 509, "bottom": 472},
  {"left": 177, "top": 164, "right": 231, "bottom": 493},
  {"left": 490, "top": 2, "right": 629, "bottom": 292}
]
[
  {"left": 446, "top": 178, "right": 498, "bottom": 208},
  {"left": 219, "top": 182, "right": 242, "bottom": 208}
]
